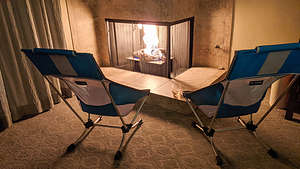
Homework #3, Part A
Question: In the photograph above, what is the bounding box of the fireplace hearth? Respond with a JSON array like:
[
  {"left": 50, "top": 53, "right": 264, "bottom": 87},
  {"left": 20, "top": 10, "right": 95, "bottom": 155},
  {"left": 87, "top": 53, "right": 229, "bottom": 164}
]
[{"left": 106, "top": 17, "right": 194, "bottom": 78}]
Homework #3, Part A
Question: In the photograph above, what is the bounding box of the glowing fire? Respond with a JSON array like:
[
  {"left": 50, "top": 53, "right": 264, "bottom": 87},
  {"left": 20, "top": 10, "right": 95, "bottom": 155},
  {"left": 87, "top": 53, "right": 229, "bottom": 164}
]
[
  {"left": 134, "top": 24, "right": 164, "bottom": 61},
  {"left": 139, "top": 24, "right": 163, "bottom": 59},
  {"left": 142, "top": 25, "right": 159, "bottom": 55}
]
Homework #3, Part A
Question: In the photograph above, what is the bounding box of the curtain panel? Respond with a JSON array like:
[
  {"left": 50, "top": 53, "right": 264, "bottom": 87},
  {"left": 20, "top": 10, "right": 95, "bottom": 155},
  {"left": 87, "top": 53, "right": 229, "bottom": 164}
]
[{"left": 0, "top": 0, "right": 71, "bottom": 131}]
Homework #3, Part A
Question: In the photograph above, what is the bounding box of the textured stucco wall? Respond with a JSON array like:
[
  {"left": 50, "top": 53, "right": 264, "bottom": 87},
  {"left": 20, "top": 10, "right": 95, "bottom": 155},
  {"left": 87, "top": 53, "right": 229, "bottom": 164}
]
[
  {"left": 232, "top": 0, "right": 300, "bottom": 59},
  {"left": 65, "top": 0, "right": 101, "bottom": 64},
  {"left": 67, "top": 0, "right": 233, "bottom": 69}
]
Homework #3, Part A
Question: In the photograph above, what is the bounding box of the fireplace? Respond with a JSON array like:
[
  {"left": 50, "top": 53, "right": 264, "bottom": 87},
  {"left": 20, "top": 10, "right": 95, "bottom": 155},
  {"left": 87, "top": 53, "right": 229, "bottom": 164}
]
[{"left": 106, "top": 17, "right": 194, "bottom": 78}]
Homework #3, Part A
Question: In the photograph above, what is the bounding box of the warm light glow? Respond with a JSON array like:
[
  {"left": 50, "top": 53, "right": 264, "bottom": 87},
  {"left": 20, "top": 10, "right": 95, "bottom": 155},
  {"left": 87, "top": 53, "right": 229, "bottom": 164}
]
[
  {"left": 142, "top": 24, "right": 161, "bottom": 57},
  {"left": 137, "top": 24, "right": 143, "bottom": 29}
]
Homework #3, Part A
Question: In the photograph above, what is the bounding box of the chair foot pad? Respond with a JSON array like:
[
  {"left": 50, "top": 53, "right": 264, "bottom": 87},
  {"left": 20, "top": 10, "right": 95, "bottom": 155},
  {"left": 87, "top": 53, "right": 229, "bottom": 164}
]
[
  {"left": 114, "top": 151, "right": 122, "bottom": 161},
  {"left": 216, "top": 155, "right": 223, "bottom": 166},
  {"left": 267, "top": 149, "right": 278, "bottom": 158},
  {"left": 66, "top": 144, "right": 76, "bottom": 152}
]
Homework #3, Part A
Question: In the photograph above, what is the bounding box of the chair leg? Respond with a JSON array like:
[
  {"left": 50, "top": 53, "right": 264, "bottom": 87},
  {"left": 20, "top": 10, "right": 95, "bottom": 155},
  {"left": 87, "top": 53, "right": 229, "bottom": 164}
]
[
  {"left": 114, "top": 119, "right": 143, "bottom": 161},
  {"left": 251, "top": 131, "right": 278, "bottom": 158},
  {"left": 192, "top": 121, "right": 223, "bottom": 166},
  {"left": 122, "top": 119, "right": 143, "bottom": 151},
  {"left": 67, "top": 116, "right": 102, "bottom": 152},
  {"left": 114, "top": 133, "right": 125, "bottom": 160},
  {"left": 67, "top": 127, "right": 94, "bottom": 152},
  {"left": 237, "top": 117, "right": 278, "bottom": 158},
  {"left": 209, "top": 137, "right": 223, "bottom": 166}
]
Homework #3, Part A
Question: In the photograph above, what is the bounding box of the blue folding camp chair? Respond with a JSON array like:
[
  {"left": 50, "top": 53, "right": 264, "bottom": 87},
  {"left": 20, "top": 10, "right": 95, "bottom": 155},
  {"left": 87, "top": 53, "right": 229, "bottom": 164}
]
[
  {"left": 21, "top": 48, "right": 150, "bottom": 161},
  {"left": 183, "top": 42, "right": 300, "bottom": 165}
]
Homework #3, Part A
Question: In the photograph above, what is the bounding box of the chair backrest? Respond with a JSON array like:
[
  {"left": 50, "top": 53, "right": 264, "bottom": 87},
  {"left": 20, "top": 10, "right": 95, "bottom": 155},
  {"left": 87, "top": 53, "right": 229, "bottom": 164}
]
[
  {"left": 22, "top": 48, "right": 121, "bottom": 116},
  {"left": 216, "top": 43, "right": 300, "bottom": 118},
  {"left": 227, "top": 43, "right": 300, "bottom": 80},
  {"left": 21, "top": 48, "right": 105, "bottom": 80}
]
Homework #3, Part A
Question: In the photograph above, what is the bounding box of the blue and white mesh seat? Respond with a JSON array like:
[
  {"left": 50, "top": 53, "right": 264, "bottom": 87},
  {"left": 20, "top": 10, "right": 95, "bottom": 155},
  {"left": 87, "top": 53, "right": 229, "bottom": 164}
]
[
  {"left": 183, "top": 42, "right": 300, "bottom": 166},
  {"left": 21, "top": 48, "right": 150, "bottom": 161}
]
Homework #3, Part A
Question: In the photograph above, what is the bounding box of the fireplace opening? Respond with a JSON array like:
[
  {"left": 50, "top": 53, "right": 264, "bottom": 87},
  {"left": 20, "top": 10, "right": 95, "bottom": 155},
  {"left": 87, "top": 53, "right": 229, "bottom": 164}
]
[{"left": 106, "top": 17, "right": 194, "bottom": 78}]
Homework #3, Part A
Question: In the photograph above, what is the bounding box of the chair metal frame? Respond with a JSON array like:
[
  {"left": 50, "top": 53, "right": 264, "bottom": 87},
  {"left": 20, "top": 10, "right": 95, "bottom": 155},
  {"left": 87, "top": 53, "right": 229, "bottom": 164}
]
[
  {"left": 22, "top": 48, "right": 150, "bottom": 161},
  {"left": 185, "top": 47, "right": 300, "bottom": 166}
]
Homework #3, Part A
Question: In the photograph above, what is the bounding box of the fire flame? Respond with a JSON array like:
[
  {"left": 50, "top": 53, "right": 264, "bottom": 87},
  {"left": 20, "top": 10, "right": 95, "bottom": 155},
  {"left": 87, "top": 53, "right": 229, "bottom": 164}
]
[{"left": 142, "top": 24, "right": 161, "bottom": 57}]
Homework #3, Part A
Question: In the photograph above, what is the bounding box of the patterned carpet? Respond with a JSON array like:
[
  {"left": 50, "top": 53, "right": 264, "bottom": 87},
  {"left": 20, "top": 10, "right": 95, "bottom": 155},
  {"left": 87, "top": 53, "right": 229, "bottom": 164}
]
[{"left": 0, "top": 94, "right": 300, "bottom": 169}]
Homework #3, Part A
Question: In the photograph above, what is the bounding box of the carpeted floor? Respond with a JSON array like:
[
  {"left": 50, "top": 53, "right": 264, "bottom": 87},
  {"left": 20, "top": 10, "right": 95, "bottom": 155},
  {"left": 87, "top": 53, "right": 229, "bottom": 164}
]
[{"left": 0, "top": 94, "right": 299, "bottom": 169}]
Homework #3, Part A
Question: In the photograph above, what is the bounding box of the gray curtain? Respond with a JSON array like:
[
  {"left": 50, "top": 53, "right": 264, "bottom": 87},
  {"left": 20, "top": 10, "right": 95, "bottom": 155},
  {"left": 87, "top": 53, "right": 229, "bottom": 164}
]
[{"left": 0, "top": 0, "right": 71, "bottom": 130}]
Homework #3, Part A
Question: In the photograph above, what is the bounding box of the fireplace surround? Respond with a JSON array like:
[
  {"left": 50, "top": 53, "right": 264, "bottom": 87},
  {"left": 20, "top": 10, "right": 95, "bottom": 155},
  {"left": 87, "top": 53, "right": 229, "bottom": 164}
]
[{"left": 106, "top": 17, "right": 194, "bottom": 78}]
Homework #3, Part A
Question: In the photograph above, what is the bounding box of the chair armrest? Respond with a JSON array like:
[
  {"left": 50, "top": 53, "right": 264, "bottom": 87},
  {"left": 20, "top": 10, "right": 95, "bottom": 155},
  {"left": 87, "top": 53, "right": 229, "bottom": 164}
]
[
  {"left": 183, "top": 82, "right": 224, "bottom": 106},
  {"left": 109, "top": 81, "right": 150, "bottom": 105}
]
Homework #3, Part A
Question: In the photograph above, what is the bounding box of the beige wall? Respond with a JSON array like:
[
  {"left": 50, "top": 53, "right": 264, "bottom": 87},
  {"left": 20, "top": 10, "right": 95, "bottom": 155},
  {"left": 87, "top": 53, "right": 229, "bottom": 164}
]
[
  {"left": 65, "top": 0, "right": 101, "bottom": 64},
  {"left": 232, "top": 0, "right": 300, "bottom": 61}
]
